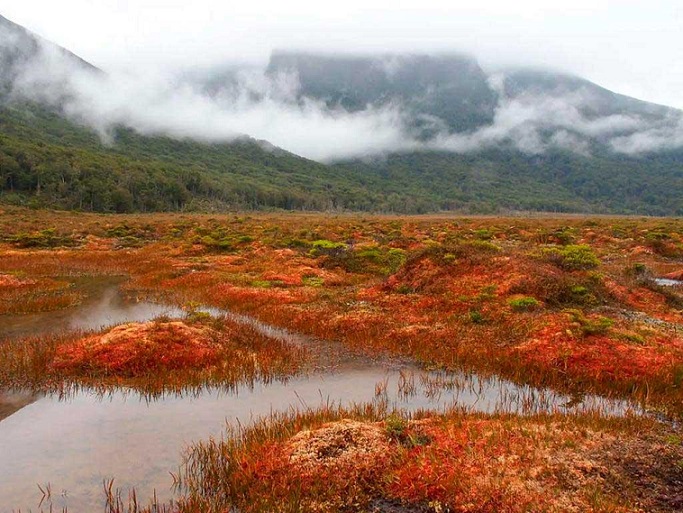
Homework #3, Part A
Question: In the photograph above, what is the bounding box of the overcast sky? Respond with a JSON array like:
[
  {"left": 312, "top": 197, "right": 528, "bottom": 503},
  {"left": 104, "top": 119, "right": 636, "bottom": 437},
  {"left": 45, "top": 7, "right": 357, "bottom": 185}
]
[{"left": 2, "top": 0, "right": 682, "bottom": 109}]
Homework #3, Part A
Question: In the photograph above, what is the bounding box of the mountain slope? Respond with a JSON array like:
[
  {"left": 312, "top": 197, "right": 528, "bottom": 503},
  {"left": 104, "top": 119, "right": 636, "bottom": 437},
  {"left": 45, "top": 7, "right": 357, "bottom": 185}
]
[
  {"left": 335, "top": 149, "right": 683, "bottom": 215},
  {"left": 1, "top": 98, "right": 682, "bottom": 215},
  {"left": 0, "top": 15, "right": 682, "bottom": 215},
  {"left": 267, "top": 52, "right": 498, "bottom": 135},
  {"left": 0, "top": 14, "right": 98, "bottom": 99},
  {"left": 0, "top": 102, "right": 388, "bottom": 212},
  {"left": 501, "top": 69, "right": 674, "bottom": 120}
]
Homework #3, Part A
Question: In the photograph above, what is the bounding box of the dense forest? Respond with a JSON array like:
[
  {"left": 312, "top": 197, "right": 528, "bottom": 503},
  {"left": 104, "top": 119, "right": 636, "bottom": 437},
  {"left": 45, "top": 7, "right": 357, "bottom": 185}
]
[
  {"left": 0, "top": 103, "right": 371, "bottom": 212},
  {"left": 1, "top": 101, "right": 682, "bottom": 215}
]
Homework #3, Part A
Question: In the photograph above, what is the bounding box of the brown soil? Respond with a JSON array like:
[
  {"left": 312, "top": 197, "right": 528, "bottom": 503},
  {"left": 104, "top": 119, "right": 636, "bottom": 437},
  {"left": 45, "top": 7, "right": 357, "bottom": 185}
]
[
  {"left": 288, "top": 419, "right": 391, "bottom": 473},
  {"left": 595, "top": 434, "right": 683, "bottom": 512}
]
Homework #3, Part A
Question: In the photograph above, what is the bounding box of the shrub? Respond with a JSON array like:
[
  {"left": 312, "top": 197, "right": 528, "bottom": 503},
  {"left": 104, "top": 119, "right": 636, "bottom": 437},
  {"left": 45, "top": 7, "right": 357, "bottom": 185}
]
[
  {"left": 626, "top": 262, "right": 650, "bottom": 279},
  {"left": 10, "top": 228, "right": 78, "bottom": 248},
  {"left": 673, "top": 364, "right": 683, "bottom": 387},
  {"left": 309, "top": 239, "right": 347, "bottom": 257},
  {"left": 508, "top": 296, "right": 540, "bottom": 312},
  {"left": 385, "top": 415, "right": 407, "bottom": 440},
  {"left": 384, "top": 415, "right": 430, "bottom": 448},
  {"left": 644, "top": 231, "right": 682, "bottom": 258},
  {"left": 396, "top": 284, "right": 414, "bottom": 295},
  {"left": 386, "top": 248, "right": 407, "bottom": 273},
  {"left": 302, "top": 276, "right": 324, "bottom": 287},
  {"left": 565, "top": 309, "right": 614, "bottom": 336},
  {"left": 509, "top": 268, "right": 606, "bottom": 307},
  {"left": 543, "top": 244, "right": 600, "bottom": 271},
  {"left": 200, "top": 235, "right": 234, "bottom": 252},
  {"left": 473, "top": 228, "right": 493, "bottom": 240},
  {"left": 469, "top": 309, "right": 486, "bottom": 324},
  {"left": 323, "top": 245, "right": 406, "bottom": 275}
]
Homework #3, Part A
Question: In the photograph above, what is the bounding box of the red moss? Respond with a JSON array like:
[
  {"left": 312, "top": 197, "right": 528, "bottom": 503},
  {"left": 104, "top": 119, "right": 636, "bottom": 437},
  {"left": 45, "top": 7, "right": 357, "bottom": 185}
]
[
  {"left": 664, "top": 269, "right": 683, "bottom": 280},
  {"left": 515, "top": 313, "right": 683, "bottom": 385},
  {"left": 0, "top": 273, "right": 36, "bottom": 287},
  {"left": 50, "top": 321, "right": 222, "bottom": 377}
]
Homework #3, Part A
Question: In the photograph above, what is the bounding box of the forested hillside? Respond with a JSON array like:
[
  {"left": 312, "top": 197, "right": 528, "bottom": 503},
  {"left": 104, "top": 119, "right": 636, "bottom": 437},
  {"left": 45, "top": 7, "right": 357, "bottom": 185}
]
[
  {"left": 2, "top": 102, "right": 682, "bottom": 214},
  {"left": 0, "top": 104, "right": 379, "bottom": 212},
  {"left": 0, "top": 14, "right": 682, "bottom": 215}
]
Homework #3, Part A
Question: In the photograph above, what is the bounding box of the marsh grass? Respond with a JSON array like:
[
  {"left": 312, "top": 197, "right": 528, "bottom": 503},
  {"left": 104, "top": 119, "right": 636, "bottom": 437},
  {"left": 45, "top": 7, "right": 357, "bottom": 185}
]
[
  {"left": 1, "top": 211, "right": 682, "bottom": 408},
  {"left": 3, "top": 211, "right": 683, "bottom": 512},
  {"left": 171, "top": 403, "right": 681, "bottom": 513},
  {"left": 0, "top": 313, "right": 308, "bottom": 395}
]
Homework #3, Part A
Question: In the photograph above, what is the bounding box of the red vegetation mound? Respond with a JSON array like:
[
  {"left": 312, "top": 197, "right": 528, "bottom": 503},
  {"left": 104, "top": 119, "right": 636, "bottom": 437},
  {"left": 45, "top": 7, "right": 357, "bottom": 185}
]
[
  {"left": 50, "top": 321, "right": 222, "bottom": 377},
  {"left": 0, "top": 273, "right": 35, "bottom": 287},
  {"left": 664, "top": 269, "right": 683, "bottom": 281}
]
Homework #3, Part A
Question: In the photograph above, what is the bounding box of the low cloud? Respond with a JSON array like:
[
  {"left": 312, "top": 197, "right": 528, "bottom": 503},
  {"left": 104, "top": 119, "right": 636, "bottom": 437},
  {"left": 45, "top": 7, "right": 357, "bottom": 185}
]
[
  {"left": 7, "top": 36, "right": 683, "bottom": 161},
  {"left": 610, "top": 117, "right": 683, "bottom": 154},
  {"left": 7, "top": 40, "right": 412, "bottom": 161},
  {"left": 430, "top": 83, "right": 657, "bottom": 155}
]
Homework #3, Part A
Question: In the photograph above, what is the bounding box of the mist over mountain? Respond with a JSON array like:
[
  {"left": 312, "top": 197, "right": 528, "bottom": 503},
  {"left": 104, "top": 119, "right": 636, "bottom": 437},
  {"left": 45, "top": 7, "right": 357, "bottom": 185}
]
[
  {"left": 0, "top": 14, "right": 98, "bottom": 103},
  {"left": 265, "top": 52, "right": 498, "bottom": 136},
  {"left": 0, "top": 13, "right": 681, "bottom": 215},
  {"left": 187, "top": 50, "right": 683, "bottom": 158}
]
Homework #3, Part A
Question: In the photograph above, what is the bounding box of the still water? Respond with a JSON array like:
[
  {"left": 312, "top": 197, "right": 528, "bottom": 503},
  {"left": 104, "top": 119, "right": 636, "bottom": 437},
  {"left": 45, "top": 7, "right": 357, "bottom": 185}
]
[{"left": 0, "top": 281, "right": 638, "bottom": 512}]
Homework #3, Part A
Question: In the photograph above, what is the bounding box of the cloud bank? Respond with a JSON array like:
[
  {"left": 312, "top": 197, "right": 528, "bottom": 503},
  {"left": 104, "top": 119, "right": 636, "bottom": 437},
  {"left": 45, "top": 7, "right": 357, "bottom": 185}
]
[{"left": 6, "top": 36, "right": 683, "bottom": 162}]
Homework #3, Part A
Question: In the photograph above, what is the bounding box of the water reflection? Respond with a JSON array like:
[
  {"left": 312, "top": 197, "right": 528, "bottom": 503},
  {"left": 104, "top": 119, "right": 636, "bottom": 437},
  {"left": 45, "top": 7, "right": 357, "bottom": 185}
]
[
  {"left": 0, "top": 280, "right": 641, "bottom": 512},
  {"left": 0, "top": 277, "right": 185, "bottom": 340},
  {"left": 654, "top": 277, "right": 683, "bottom": 287},
  {"left": 0, "top": 366, "right": 637, "bottom": 513}
]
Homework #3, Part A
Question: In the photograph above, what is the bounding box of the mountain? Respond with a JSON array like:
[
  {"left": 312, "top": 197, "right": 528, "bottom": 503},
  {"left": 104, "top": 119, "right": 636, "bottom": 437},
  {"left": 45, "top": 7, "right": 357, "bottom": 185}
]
[
  {"left": 266, "top": 52, "right": 498, "bottom": 136},
  {"left": 0, "top": 14, "right": 98, "bottom": 99},
  {"left": 196, "top": 51, "right": 683, "bottom": 159},
  {"left": 501, "top": 69, "right": 674, "bottom": 120},
  {"left": 0, "top": 15, "right": 682, "bottom": 215},
  {"left": 0, "top": 16, "right": 372, "bottom": 212}
]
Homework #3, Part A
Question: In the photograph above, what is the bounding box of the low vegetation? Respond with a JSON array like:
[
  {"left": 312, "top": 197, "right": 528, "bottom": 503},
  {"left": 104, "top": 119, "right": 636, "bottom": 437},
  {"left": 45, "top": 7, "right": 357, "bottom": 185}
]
[
  {"left": 1, "top": 209, "right": 681, "bottom": 407},
  {"left": 1, "top": 208, "right": 682, "bottom": 511},
  {"left": 171, "top": 405, "right": 683, "bottom": 513},
  {"left": 0, "top": 314, "right": 307, "bottom": 394}
]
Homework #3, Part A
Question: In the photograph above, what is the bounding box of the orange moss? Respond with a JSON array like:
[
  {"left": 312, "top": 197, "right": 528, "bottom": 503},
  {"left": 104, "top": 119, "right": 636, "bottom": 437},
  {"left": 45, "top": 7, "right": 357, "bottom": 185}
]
[
  {"left": 182, "top": 412, "right": 681, "bottom": 513},
  {"left": 664, "top": 269, "right": 683, "bottom": 281},
  {"left": 2, "top": 210, "right": 682, "bottom": 407},
  {"left": 50, "top": 321, "right": 222, "bottom": 377}
]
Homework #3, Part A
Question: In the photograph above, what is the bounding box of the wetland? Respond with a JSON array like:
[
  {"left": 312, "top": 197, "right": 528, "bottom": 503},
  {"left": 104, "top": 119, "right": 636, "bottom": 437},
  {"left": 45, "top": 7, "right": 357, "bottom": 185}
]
[{"left": 1, "top": 208, "right": 682, "bottom": 512}]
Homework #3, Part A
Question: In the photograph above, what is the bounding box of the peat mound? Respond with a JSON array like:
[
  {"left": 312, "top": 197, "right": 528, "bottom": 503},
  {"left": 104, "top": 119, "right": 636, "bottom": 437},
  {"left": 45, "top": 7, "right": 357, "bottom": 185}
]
[{"left": 50, "top": 321, "right": 222, "bottom": 377}]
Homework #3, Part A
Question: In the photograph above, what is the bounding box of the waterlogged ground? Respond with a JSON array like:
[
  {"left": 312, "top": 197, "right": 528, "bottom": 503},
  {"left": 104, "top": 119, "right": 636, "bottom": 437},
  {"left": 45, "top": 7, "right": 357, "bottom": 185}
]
[
  {"left": 0, "top": 283, "right": 637, "bottom": 512},
  {"left": 0, "top": 209, "right": 682, "bottom": 512},
  {"left": 0, "top": 277, "right": 185, "bottom": 340}
]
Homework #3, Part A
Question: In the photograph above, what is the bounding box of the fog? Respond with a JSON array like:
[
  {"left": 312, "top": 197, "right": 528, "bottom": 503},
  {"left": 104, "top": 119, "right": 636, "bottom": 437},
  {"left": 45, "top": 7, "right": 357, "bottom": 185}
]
[
  {"left": 431, "top": 83, "right": 676, "bottom": 156},
  {"left": 5, "top": 18, "right": 683, "bottom": 161},
  {"left": 5, "top": 1, "right": 683, "bottom": 111}
]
